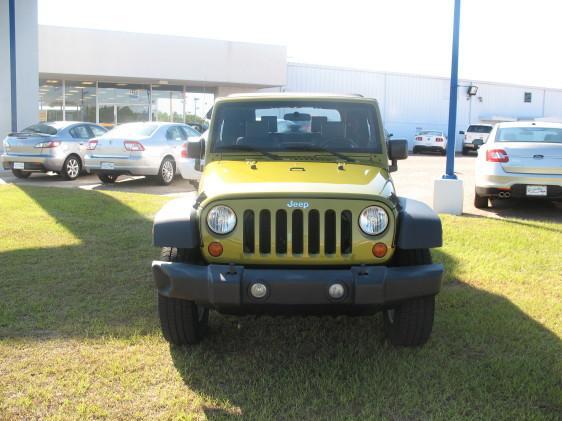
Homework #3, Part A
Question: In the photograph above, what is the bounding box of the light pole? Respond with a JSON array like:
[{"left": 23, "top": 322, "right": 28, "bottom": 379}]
[
  {"left": 193, "top": 97, "right": 199, "bottom": 117},
  {"left": 443, "top": 0, "right": 461, "bottom": 179}
]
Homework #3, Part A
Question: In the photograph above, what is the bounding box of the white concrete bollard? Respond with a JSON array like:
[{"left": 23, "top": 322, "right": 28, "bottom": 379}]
[{"left": 433, "top": 178, "right": 464, "bottom": 215}]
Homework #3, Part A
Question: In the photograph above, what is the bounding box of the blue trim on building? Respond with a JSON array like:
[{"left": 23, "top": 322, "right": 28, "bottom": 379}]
[
  {"left": 9, "top": 0, "right": 17, "bottom": 132},
  {"left": 444, "top": 0, "right": 461, "bottom": 179}
]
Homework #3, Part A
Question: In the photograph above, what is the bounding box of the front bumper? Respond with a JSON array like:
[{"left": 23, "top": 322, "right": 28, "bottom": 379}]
[
  {"left": 1, "top": 153, "right": 64, "bottom": 172},
  {"left": 152, "top": 262, "right": 443, "bottom": 310}
]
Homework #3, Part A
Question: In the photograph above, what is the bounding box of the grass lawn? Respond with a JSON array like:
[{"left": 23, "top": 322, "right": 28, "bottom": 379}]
[{"left": 0, "top": 184, "right": 560, "bottom": 420}]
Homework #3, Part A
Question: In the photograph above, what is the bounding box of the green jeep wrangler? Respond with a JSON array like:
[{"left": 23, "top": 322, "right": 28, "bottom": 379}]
[{"left": 152, "top": 93, "right": 443, "bottom": 347}]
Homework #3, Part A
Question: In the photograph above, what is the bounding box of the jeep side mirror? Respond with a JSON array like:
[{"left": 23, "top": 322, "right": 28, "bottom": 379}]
[
  {"left": 459, "top": 130, "right": 465, "bottom": 135},
  {"left": 187, "top": 138, "right": 204, "bottom": 159},
  {"left": 388, "top": 138, "right": 408, "bottom": 172}
]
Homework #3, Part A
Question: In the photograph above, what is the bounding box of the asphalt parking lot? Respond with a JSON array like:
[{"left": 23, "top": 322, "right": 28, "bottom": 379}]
[{"left": 1, "top": 154, "right": 560, "bottom": 220}]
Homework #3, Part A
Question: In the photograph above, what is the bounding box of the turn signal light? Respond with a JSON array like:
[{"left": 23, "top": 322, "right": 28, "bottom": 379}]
[
  {"left": 435, "top": 137, "right": 444, "bottom": 142},
  {"left": 123, "top": 141, "right": 145, "bottom": 151},
  {"left": 416, "top": 136, "right": 423, "bottom": 141},
  {"left": 34, "top": 140, "right": 61, "bottom": 148},
  {"left": 181, "top": 142, "right": 188, "bottom": 158},
  {"left": 372, "top": 242, "right": 388, "bottom": 258},
  {"left": 86, "top": 139, "right": 98, "bottom": 150},
  {"left": 486, "top": 149, "right": 509, "bottom": 163},
  {"left": 208, "top": 242, "right": 223, "bottom": 257}
]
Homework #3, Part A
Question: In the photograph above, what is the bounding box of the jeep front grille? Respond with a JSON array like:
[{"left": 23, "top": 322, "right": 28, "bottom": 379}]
[{"left": 242, "top": 208, "right": 353, "bottom": 256}]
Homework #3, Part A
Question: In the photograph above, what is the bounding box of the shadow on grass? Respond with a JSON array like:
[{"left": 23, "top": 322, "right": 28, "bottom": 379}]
[
  {"left": 0, "top": 185, "right": 163, "bottom": 338},
  {"left": 170, "top": 249, "right": 561, "bottom": 419},
  {"left": 465, "top": 198, "right": 562, "bottom": 224}
]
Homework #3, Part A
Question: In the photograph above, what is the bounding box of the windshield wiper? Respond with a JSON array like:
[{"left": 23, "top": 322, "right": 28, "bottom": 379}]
[
  {"left": 281, "top": 144, "right": 355, "bottom": 162},
  {"left": 216, "top": 144, "right": 281, "bottom": 160}
]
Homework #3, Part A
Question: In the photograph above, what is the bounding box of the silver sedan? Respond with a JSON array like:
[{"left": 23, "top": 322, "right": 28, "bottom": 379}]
[
  {"left": 474, "top": 121, "right": 562, "bottom": 208},
  {"left": 1, "top": 121, "right": 107, "bottom": 180},
  {"left": 84, "top": 122, "right": 200, "bottom": 185}
]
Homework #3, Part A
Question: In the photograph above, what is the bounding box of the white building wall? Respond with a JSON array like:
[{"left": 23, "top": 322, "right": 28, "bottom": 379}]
[{"left": 285, "top": 63, "right": 562, "bottom": 151}]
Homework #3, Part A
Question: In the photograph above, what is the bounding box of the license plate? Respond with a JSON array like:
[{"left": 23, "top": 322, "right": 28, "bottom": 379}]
[
  {"left": 526, "top": 185, "right": 547, "bottom": 196},
  {"left": 101, "top": 162, "right": 115, "bottom": 170},
  {"left": 13, "top": 162, "right": 24, "bottom": 170}
]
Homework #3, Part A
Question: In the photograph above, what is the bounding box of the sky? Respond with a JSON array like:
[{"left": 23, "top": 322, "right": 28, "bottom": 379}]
[{"left": 38, "top": 0, "right": 562, "bottom": 89}]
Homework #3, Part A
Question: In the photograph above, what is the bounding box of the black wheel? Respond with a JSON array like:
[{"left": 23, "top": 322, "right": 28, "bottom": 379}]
[
  {"left": 412, "top": 146, "right": 418, "bottom": 154},
  {"left": 11, "top": 169, "right": 31, "bottom": 179},
  {"left": 158, "top": 247, "right": 209, "bottom": 345},
  {"left": 474, "top": 191, "right": 489, "bottom": 209},
  {"left": 384, "top": 249, "right": 435, "bottom": 346},
  {"left": 441, "top": 148, "right": 447, "bottom": 156},
  {"left": 462, "top": 147, "right": 469, "bottom": 156},
  {"left": 61, "top": 155, "right": 81, "bottom": 180},
  {"left": 98, "top": 174, "right": 119, "bottom": 184},
  {"left": 157, "top": 157, "right": 175, "bottom": 185}
]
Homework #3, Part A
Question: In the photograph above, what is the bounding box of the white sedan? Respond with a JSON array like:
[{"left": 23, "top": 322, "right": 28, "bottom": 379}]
[
  {"left": 474, "top": 121, "right": 562, "bottom": 208},
  {"left": 413, "top": 130, "right": 447, "bottom": 155}
]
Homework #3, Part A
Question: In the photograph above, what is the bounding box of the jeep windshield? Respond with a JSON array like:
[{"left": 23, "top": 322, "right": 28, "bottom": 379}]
[{"left": 211, "top": 101, "right": 382, "bottom": 159}]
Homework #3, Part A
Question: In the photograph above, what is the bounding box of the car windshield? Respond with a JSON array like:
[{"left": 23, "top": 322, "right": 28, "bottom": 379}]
[
  {"left": 104, "top": 123, "right": 158, "bottom": 138},
  {"left": 467, "top": 125, "right": 493, "bottom": 133},
  {"left": 210, "top": 101, "right": 382, "bottom": 158},
  {"left": 419, "top": 131, "right": 442, "bottom": 136},
  {"left": 21, "top": 123, "right": 58, "bottom": 135},
  {"left": 496, "top": 127, "right": 562, "bottom": 143}
]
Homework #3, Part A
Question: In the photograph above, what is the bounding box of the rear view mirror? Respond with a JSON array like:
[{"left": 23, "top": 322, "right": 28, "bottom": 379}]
[{"left": 387, "top": 138, "right": 408, "bottom": 172}]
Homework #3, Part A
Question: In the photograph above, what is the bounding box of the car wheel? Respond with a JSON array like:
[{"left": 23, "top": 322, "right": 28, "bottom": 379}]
[
  {"left": 384, "top": 249, "right": 435, "bottom": 347},
  {"left": 11, "top": 169, "right": 31, "bottom": 179},
  {"left": 61, "top": 155, "right": 81, "bottom": 180},
  {"left": 98, "top": 174, "right": 119, "bottom": 184},
  {"left": 412, "top": 146, "right": 418, "bottom": 154},
  {"left": 462, "top": 147, "right": 469, "bottom": 156},
  {"left": 441, "top": 148, "right": 447, "bottom": 156},
  {"left": 158, "top": 247, "right": 209, "bottom": 345},
  {"left": 474, "top": 191, "right": 489, "bottom": 209},
  {"left": 157, "top": 157, "right": 175, "bottom": 185}
]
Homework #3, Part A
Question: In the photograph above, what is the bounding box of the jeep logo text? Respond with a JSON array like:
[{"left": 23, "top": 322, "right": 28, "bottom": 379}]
[{"left": 287, "top": 200, "right": 310, "bottom": 209}]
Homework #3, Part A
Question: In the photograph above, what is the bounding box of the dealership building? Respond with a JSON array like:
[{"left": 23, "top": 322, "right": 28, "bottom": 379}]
[{"left": 2, "top": 0, "right": 562, "bottom": 150}]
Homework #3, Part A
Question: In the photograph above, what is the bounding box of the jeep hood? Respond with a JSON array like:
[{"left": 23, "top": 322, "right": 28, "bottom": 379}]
[{"left": 199, "top": 160, "right": 394, "bottom": 202}]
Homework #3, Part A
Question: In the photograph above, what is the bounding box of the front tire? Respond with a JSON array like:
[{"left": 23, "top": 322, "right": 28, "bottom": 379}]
[
  {"left": 11, "top": 169, "right": 31, "bottom": 179},
  {"left": 440, "top": 148, "right": 447, "bottom": 156},
  {"left": 384, "top": 249, "right": 435, "bottom": 346},
  {"left": 474, "top": 190, "right": 489, "bottom": 209},
  {"left": 412, "top": 146, "right": 419, "bottom": 154},
  {"left": 61, "top": 155, "right": 81, "bottom": 180},
  {"left": 462, "top": 147, "right": 469, "bottom": 156},
  {"left": 157, "top": 157, "right": 175, "bottom": 185},
  {"left": 158, "top": 247, "right": 209, "bottom": 345}
]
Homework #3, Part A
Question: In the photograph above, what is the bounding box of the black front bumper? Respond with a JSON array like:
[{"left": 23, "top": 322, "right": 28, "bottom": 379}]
[{"left": 152, "top": 262, "right": 443, "bottom": 310}]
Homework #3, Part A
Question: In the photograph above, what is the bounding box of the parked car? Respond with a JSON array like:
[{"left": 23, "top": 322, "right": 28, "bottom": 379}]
[
  {"left": 474, "top": 121, "right": 562, "bottom": 208},
  {"left": 178, "top": 130, "right": 207, "bottom": 186},
  {"left": 1, "top": 121, "right": 107, "bottom": 180},
  {"left": 413, "top": 130, "right": 447, "bottom": 155},
  {"left": 151, "top": 93, "right": 444, "bottom": 347},
  {"left": 462, "top": 124, "right": 494, "bottom": 155},
  {"left": 84, "top": 122, "right": 200, "bottom": 185}
]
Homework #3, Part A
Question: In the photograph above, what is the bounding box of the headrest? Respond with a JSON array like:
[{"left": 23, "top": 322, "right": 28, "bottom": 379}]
[
  {"left": 311, "top": 116, "right": 328, "bottom": 132},
  {"left": 321, "top": 121, "right": 346, "bottom": 138},
  {"left": 260, "top": 116, "right": 278, "bottom": 133},
  {"left": 245, "top": 121, "right": 268, "bottom": 137}
]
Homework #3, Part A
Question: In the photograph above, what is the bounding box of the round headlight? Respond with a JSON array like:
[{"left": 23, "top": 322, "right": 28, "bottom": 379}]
[
  {"left": 207, "top": 205, "right": 236, "bottom": 235},
  {"left": 359, "top": 206, "right": 389, "bottom": 235}
]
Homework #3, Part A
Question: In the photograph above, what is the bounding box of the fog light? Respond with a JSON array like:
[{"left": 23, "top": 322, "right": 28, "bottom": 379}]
[
  {"left": 328, "top": 283, "right": 345, "bottom": 299},
  {"left": 208, "top": 242, "right": 223, "bottom": 257},
  {"left": 250, "top": 282, "right": 267, "bottom": 299},
  {"left": 372, "top": 242, "right": 388, "bottom": 258}
]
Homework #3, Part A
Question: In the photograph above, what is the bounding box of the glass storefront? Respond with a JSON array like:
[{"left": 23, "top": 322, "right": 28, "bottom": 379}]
[
  {"left": 64, "top": 80, "right": 96, "bottom": 122},
  {"left": 38, "top": 79, "right": 63, "bottom": 122},
  {"left": 37, "top": 79, "right": 214, "bottom": 128},
  {"left": 152, "top": 85, "right": 184, "bottom": 122}
]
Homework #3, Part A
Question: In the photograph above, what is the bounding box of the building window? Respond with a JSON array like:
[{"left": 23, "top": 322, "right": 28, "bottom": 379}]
[
  {"left": 64, "top": 81, "right": 97, "bottom": 122},
  {"left": 97, "top": 82, "right": 150, "bottom": 127},
  {"left": 151, "top": 85, "right": 184, "bottom": 122},
  {"left": 524, "top": 92, "right": 532, "bottom": 103},
  {"left": 38, "top": 79, "right": 63, "bottom": 121}
]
